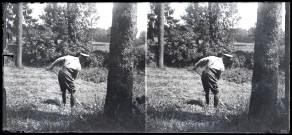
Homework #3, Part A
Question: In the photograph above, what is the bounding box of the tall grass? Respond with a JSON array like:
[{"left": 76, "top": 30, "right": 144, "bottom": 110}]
[
  {"left": 146, "top": 67, "right": 286, "bottom": 133},
  {"left": 3, "top": 66, "right": 145, "bottom": 133}
]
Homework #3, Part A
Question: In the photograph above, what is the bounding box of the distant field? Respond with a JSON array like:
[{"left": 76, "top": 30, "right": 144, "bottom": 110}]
[
  {"left": 3, "top": 66, "right": 145, "bottom": 133},
  {"left": 92, "top": 45, "right": 109, "bottom": 52},
  {"left": 91, "top": 44, "right": 145, "bottom": 52},
  {"left": 234, "top": 42, "right": 254, "bottom": 52},
  {"left": 145, "top": 67, "right": 286, "bottom": 132}
]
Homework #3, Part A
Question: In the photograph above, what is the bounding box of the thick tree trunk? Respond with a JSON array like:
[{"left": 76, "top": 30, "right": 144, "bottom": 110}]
[
  {"left": 284, "top": 2, "right": 290, "bottom": 129},
  {"left": 16, "top": 3, "right": 23, "bottom": 68},
  {"left": 2, "top": 4, "right": 7, "bottom": 128},
  {"left": 249, "top": 2, "right": 282, "bottom": 131},
  {"left": 158, "top": 3, "right": 164, "bottom": 68},
  {"left": 103, "top": 3, "right": 137, "bottom": 130}
]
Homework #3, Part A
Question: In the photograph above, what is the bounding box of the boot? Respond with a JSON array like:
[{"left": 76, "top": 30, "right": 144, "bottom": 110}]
[
  {"left": 214, "top": 94, "right": 219, "bottom": 107},
  {"left": 70, "top": 93, "right": 75, "bottom": 107},
  {"left": 205, "top": 92, "right": 210, "bottom": 105}
]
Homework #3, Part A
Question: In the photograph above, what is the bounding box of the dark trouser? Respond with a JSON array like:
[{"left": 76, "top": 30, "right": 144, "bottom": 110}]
[
  {"left": 58, "top": 68, "right": 76, "bottom": 107},
  {"left": 201, "top": 68, "right": 221, "bottom": 107}
]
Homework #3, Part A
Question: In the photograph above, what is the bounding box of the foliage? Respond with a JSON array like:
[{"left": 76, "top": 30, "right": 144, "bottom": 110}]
[
  {"left": 3, "top": 3, "right": 102, "bottom": 67},
  {"left": 85, "top": 50, "right": 109, "bottom": 68},
  {"left": 134, "top": 31, "right": 146, "bottom": 46},
  {"left": 92, "top": 27, "right": 110, "bottom": 42},
  {"left": 147, "top": 3, "right": 180, "bottom": 41},
  {"left": 146, "top": 44, "right": 158, "bottom": 68},
  {"left": 133, "top": 46, "right": 146, "bottom": 71},
  {"left": 231, "top": 50, "right": 254, "bottom": 69},
  {"left": 233, "top": 28, "right": 255, "bottom": 43},
  {"left": 79, "top": 67, "right": 108, "bottom": 83},
  {"left": 182, "top": 3, "right": 239, "bottom": 56},
  {"left": 221, "top": 68, "right": 253, "bottom": 84},
  {"left": 23, "top": 34, "right": 61, "bottom": 67},
  {"left": 164, "top": 26, "right": 203, "bottom": 67},
  {"left": 147, "top": 3, "right": 240, "bottom": 68}
]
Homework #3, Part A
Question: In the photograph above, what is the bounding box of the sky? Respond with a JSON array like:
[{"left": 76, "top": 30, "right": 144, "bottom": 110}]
[
  {"left": 169, "top": 2, "right": 285, "bottom": 30},
  {"left": 28, "top": 2, "right": 285, "bottom": 36},
  {"left": 28, "top": 3, "right": 149, "bottom": 38}
]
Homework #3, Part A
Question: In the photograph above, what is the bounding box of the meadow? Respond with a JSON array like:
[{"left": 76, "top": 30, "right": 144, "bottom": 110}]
[
  {"left": 3, "top": 66, "right": 145, "bottom": 133},
  {"left": 2, "top": 64, "right": 287, "bottom": 133},
  {"left": 145, "top": 67, "right": 286, "bottom": 133}
]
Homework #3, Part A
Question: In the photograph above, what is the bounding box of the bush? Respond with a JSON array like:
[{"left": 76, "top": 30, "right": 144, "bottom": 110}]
[
  {"left": 85, "top": 50, "right": 109, "bottom": 68},
  {"left": 146, "top": 44, "right": 158, "bottom": 68},
  {"left": 3, "top": 50, "right": 15, "bottom": 67},
  {"left": 231, "top": 50, "right": 254, "bottom": 69},
  {"left": 164, "top": 30, "right": 203, "bottom": 68},
  {"left": 79, "top": 67, "right": 108, "bottom": 83},
  {"left": 221, "top": 68, "right": 253, "bottom": 84},
  {"left": 133, "top": 46, "right": 146, "bottom": 71},
  {"left": 23, "top": 36, "right": 62, "bottom": 67}
]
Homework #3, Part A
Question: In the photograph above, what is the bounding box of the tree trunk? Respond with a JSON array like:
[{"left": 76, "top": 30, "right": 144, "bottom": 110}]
[
  {"left": 208, "top": 3, "right": 214, "bottom": 45},
  {"left": 3, "top": 4, "right": 7, "bottom": 51},
  {"left": 249, "top": 2, "right": 282, "bottom": 131},
  {"left": 15, "top": 3, "right": 23, "bottom": 68},
  {"left": 67, "top": 3, "right": 71, "bottom": 47},
  {"left": 158, "top": 3, "right": 164, "bottom": 68},
  {"left": 53, "top": 3, "right": 58, "bottom": 45},
  {"left": 284, "top": 2, "right": 290, "bottom": 129},
  {"left": 2, "top": 4, "right": 7, "bottom": 128},
  {"left": 103, "top": 3, "right": 137, "bottom": 130}
]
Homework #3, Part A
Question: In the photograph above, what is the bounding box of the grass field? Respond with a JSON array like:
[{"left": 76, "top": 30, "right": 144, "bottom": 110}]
[
  {"left": 2, "top": 66, "right": 287, "bottom": 133},
  {"left": 145, "top": 67, "right": 286, "bottom": 133},
  {"left": 3, "top": 66, "right": 145, "bottom": 133}
]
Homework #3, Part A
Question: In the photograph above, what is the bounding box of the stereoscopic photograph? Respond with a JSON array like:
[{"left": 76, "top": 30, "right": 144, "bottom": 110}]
[{"left": 2, "top": 2, "right": 290, "bottom": 133}]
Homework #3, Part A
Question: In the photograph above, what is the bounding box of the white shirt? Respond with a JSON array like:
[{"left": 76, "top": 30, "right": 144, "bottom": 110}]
[
  {"left": 194, "top": 56, "right": 225, "bottom": 72},
  {"left": 51, "top": 55, "right": 81, "bottom": 71}
]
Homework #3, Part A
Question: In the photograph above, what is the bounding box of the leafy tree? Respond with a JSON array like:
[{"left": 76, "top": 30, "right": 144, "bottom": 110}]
[
  {"left": 103, "top": 3, "right": 140, "bottom": 131},
  {"left": 182, "top": 2, "right": 240, "bottom": 56},
  {"left": 135, "top": 31, "right": 146, "bottom": 46},
  {"left": 249, "top": 3, "right": 282, "bottom": 131},
  {"left": 233, "top": 28, "right": 255, "bottom": 43},
  {"left": 147, "top": 3, "right": 179, "bottom": 42},
  {"left": 92, "top": 27, "right": 110, "bottom": 42},
  {"left": 164, "top": 25, "right": 200, "bottom": 67},
  {"left": 159, "top": 2, "right": 240, "bottom": 67}
]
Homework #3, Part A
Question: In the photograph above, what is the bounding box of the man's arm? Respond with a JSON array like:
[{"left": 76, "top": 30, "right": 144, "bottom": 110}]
[
  {"left": 48, "top": 56, "right": 66, "bottom": 70},
  {"left": 193, "top": 57, "right": 209, "bottom": 71}
]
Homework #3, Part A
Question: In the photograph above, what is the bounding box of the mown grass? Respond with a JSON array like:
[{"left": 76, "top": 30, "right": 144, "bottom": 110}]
[
  {"left": 3, "top": 66, "right": 145, "bottom": 133},
  {"left": 146, "top": 67, "right": 287, "bottom": 133}
]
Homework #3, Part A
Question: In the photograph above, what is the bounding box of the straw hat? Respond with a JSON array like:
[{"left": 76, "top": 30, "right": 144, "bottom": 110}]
[
  {"left": 223, "top": 53, "right": 233, "bottom": 58},
  {"left": 80, "top": 53, "right": 89, "bottom": 57}
]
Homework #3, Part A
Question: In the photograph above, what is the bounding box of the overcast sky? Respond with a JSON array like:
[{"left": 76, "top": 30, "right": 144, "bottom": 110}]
[{"left": 29, "top": 2, "right": 285, "bottom": 35}]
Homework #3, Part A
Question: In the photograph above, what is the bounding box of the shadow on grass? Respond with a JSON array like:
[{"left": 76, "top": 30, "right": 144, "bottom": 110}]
[
  {"left": 42, "top": 99, "right": 61, "bottom": 107},
  {"left": 147, "top": 106, "right": 249, "bottom": 132},
  {"left": 186, "top": 99, "right": 205, "bottom": 107},
  {"left": 6, "top": 105, "right": 145, "bottom": 133}
]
